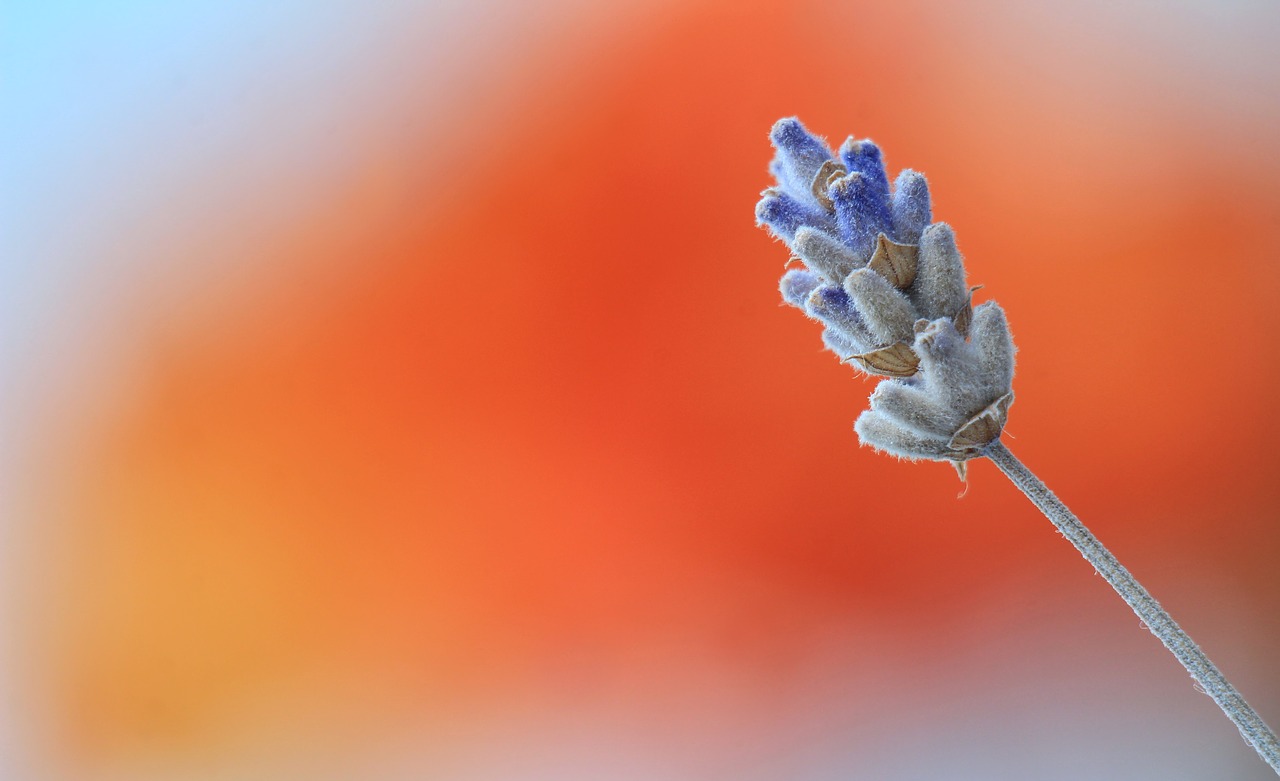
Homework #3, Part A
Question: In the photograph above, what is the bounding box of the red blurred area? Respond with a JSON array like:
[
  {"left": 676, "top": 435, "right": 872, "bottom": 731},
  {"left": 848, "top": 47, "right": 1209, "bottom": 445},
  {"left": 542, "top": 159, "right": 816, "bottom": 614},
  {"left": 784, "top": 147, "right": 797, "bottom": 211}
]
[{"left": 30, "top": 0, "right": 1280, "bottom": 774}]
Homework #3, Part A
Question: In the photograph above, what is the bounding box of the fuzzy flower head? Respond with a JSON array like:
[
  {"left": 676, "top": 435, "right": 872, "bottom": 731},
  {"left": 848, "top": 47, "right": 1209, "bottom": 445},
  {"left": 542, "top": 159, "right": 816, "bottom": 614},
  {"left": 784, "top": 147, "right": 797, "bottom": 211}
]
[{"left": 757, "top": 118, "right": 1015, "bottom": 469}]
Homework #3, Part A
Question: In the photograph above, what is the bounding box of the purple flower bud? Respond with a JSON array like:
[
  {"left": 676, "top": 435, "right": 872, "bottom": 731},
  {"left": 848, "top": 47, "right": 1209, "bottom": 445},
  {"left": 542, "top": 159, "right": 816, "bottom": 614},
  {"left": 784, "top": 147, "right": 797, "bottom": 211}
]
[
  {"left": 804, "top": 285, "right": 877, "bottom": 351},
  {"left": 779, "top": 268, "right": 823, "bottom": 308},
  {"left": 890, "top": 169, "right": 932, "bottom": 245},
  {"left": 769, "top": 117, "right": 835, "bottom": 198},
  {"left": 839, "top": 137, "right": 892, "bottom": 225},
  {"left": 756, "top": 189, "right": 836, "bottom": 243},
  {"left": 830, "top": 172, "right": 889, "bottom": 259}
]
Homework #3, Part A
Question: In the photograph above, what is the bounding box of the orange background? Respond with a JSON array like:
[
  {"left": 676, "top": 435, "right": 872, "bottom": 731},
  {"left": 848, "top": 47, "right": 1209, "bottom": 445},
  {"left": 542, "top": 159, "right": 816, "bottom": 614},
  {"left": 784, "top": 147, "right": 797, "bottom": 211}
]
[{"left": 10, "top": 1, "right": 1280, "bottom": 779}]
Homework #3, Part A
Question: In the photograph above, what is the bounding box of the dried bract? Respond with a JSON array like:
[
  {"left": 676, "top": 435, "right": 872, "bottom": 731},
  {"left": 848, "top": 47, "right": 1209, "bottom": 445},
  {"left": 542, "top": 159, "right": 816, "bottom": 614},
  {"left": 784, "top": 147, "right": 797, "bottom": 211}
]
[
  {"left": 848, "top": 342, "right": 920, "bottom": 378},
  {"left": 867, "top": 234, "right": 918, "bottom": 289}
]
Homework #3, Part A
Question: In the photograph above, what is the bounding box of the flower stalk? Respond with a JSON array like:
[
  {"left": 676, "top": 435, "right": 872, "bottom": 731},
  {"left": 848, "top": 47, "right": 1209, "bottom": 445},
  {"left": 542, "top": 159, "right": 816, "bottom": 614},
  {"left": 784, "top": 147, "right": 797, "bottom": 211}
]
[{"left": 985, "top": 440, "right": 1280, "bottom": 772}]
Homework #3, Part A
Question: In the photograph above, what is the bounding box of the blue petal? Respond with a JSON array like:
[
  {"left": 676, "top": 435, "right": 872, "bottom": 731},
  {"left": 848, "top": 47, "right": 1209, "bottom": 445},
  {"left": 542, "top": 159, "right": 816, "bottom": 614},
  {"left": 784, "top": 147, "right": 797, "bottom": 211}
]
[
  {"left": 890, "top": 170, "right": 932, "bottom": 244},
  {"left": 779, "top": 268, "right": 822, "bottom": 308},
  {"left": 804, "top": 285, "right": 873, "bottom": 347},
  {"left": 769, "top": 117, "right": 834, "bottom": 201},
  {"left": 839, "top": 138, "right": 891, "bottom": 225},
  {"left": 830, "top": 173, "right": 889, "bottom": 259},
  {"left": 756, "top": 189, "right": 836, "bottom": 243}
]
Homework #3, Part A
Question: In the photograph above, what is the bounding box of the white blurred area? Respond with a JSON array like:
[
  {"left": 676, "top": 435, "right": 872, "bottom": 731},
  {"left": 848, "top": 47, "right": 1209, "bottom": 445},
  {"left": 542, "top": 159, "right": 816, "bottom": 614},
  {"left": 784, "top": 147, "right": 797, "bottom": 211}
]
[
  {"left": 358, "top": 578, "right": 1271, "bottom": 780},
  {"left": 156, "top": 585, "right": 1267, "bottom": 781}
]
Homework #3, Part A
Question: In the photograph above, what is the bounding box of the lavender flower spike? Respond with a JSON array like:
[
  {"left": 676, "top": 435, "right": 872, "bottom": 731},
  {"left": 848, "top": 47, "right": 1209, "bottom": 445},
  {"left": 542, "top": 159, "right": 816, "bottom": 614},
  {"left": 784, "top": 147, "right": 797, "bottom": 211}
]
[
  {"left": 757, "top": 117, "right": 1005, "bottom": 463},
  {"left": 756, "top": 118, "right": 1280, "bottom": 773}
]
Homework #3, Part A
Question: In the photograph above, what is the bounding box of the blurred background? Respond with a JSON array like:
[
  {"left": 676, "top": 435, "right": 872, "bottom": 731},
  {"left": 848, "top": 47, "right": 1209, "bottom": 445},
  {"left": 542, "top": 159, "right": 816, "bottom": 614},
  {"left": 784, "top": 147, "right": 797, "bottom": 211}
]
[{"left": 5, "top": 1, "right": 1280, "bottom": 778}]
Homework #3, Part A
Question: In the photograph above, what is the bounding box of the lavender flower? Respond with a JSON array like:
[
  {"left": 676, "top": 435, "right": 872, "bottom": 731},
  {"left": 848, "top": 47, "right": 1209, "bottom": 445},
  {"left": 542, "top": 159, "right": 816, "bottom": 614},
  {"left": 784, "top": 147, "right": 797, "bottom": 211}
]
[
  {"left": 755, "top": 118, "right": 1280, "bottom": 772},
  {"left": 756, "top": 117, "right": 1015, "bottom": 468}
]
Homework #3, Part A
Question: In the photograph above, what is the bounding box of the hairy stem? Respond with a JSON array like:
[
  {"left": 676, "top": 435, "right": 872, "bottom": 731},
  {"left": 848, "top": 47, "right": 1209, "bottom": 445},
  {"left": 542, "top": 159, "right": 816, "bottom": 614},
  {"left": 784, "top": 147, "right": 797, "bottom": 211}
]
[{"left": 984, "top": 440, "right": 1280, "bottom": 773}]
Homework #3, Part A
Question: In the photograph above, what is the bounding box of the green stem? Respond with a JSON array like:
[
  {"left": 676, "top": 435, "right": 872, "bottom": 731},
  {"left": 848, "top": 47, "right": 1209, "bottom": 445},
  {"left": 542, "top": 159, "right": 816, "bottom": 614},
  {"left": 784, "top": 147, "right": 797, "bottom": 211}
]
[{"left": 984, "top": 440, "right": 1280, "bottom": 774}]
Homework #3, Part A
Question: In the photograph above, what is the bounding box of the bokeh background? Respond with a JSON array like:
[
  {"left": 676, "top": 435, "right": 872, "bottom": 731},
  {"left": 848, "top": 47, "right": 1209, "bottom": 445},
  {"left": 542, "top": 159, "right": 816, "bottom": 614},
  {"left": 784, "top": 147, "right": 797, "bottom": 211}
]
[{"left": 6, "top": 1, "right": 1280, "bottom": 779}]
